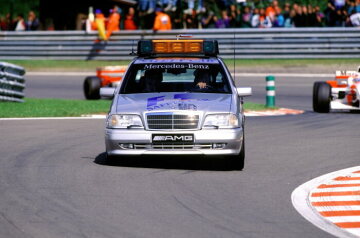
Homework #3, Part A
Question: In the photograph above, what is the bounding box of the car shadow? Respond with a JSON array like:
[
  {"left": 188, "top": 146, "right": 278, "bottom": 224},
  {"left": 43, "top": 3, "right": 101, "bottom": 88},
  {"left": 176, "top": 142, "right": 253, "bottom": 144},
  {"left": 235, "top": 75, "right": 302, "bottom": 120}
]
[{"left": 94, "top": 152, "right": 241, "bottom": 171}]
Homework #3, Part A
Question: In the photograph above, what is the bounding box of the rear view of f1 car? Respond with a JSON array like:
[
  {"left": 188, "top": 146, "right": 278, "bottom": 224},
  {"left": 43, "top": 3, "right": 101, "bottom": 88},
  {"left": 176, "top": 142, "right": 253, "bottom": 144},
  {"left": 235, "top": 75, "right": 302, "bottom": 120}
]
[{"left": 313, "top": 67, "right": 360, "bottom": 113}]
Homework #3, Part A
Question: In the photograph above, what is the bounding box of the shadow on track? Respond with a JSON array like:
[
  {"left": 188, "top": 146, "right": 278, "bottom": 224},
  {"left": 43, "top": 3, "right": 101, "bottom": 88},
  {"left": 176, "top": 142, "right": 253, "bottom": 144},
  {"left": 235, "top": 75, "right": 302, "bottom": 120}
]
[{"left": 94, "top": 152, "right": 241, "bottom": 171}]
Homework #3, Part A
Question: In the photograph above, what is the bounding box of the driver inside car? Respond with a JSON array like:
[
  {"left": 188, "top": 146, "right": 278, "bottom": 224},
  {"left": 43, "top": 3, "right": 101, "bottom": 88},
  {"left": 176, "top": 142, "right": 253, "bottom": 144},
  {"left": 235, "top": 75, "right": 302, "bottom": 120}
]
[{"left": 193, "top": 69, "right": 211, "bottom": 89}]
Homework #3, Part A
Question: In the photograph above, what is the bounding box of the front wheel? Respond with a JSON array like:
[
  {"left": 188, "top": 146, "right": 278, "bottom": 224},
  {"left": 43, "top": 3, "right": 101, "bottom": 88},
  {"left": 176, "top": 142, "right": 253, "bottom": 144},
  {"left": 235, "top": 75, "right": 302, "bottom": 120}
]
[
  {"left": 227, "top": 135, "right": 245, "bottom": 170},
  {"left": 313, "top": 82, "right": 331, "bottom": 113},
  {"left": 84, "top": 76, "right": 101, "bottom": 100}
]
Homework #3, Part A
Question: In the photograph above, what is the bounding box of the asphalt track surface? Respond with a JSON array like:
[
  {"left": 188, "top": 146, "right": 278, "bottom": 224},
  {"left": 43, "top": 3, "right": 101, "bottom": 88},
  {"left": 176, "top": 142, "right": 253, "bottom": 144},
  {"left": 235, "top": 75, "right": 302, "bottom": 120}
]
[{"left": 1, "top": 73, "right": 360, "bottom": 238}]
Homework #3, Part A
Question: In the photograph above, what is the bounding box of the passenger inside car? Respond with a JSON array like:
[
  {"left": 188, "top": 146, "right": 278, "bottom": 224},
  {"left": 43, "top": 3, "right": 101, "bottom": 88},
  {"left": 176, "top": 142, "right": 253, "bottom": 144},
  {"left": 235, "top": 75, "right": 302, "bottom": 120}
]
[{"left": 142, "top": 69, "right": 163, "bottom": 92}]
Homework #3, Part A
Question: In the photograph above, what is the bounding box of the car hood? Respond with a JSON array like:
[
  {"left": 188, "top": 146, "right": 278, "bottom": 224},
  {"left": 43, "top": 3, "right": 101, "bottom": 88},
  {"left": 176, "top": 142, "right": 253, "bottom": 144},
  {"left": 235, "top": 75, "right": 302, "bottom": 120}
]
[{"left": 115, "top": 92, "right": 232, "bottom": 114}]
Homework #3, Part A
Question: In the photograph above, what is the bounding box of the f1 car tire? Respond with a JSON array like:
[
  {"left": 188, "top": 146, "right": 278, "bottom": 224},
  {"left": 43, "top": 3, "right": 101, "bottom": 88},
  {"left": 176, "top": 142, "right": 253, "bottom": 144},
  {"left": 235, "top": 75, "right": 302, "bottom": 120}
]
[
  {"left": 84, "top": 76, "right": 101, "bottom": 100},
  {"left": 227, "top": 132, "right": 245, "bottom": 170},
  {"left": 313, "top": 82, "right": 331, "bottom": 113}
]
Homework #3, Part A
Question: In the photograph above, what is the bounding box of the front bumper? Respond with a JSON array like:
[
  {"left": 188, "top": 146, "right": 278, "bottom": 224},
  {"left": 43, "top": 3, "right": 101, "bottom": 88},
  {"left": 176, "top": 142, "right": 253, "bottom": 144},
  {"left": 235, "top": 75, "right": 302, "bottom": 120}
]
[{"left": 105, "top": 128, "right": 243, "bottom": 156}]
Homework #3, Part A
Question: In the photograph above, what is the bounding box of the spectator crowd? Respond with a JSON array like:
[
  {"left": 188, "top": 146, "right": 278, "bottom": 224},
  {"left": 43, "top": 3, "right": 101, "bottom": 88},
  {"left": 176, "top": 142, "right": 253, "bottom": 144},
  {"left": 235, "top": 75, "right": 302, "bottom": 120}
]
[
  {"left": 2, "top": 0, "right": 360, "bottom": 32},
  {"left": 0, "top": 11, "right": 40, "bottom": 31}
]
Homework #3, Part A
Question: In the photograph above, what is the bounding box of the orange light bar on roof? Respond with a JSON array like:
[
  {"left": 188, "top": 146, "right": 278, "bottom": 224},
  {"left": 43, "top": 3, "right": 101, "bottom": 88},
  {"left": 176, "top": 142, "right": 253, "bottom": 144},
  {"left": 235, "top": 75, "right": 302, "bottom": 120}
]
[{"left": 152, "top": 40, "right": 203, "bottom": 54}]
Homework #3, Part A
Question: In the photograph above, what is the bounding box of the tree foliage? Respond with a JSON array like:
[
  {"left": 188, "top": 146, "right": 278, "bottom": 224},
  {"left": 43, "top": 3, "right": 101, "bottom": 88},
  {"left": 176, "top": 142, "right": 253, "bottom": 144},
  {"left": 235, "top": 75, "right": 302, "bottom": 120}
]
[{"left": 0, "top": 0, "right": 39, "bottom": 17}]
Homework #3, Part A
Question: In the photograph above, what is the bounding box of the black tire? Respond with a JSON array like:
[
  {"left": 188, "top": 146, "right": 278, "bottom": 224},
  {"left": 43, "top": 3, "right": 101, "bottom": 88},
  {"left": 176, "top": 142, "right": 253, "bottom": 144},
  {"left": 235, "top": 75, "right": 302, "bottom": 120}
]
[
  {"left": 313, "top": 82, "right": 331, "bottom": 113},
  {"left": 105, "top": 152, "right": 116, "bottom": 165},
  {"left": 228, "top": 134, "right": 245, "bottom": 170},
  {"left": 84, "top": 76, "right": 101, "bottom": 100}
]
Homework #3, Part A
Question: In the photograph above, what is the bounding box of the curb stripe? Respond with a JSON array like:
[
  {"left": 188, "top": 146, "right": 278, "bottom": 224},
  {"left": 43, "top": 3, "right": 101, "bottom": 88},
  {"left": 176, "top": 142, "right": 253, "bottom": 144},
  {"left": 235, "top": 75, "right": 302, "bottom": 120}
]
[
  {"left": 336, "top": 222, "right": 360, "bottom": 228},
  {"left": 311, "top": 191, "right": 360, "bottom": 197},
  {"left": 318, "top": 184, "right": 360, "bottom": 188},
  {"left": 335, "top": 177, "right": 360, "bottom": 181},
  {"left": 312, "top": 201, "right": 360, "bottom": 206},
  {"left": 320, "top": 211, "right": 360, "bottom": 217}
]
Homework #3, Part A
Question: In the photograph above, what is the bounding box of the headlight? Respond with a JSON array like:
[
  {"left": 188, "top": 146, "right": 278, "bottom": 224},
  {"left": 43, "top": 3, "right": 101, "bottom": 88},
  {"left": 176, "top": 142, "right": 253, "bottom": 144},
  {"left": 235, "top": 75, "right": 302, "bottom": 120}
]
[
  {"left": 203, "top": 113, "right": 239, "bottom": 129},
  {"left": 106, "top": 114, "right": 143, "bottom": 129}
]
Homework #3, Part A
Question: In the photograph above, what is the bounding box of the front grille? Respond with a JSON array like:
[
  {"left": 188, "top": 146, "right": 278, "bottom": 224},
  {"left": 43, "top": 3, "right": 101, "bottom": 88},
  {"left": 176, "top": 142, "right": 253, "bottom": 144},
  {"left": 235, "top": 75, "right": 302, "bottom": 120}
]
[
  {"left": 147, "top": 113, "right": 199, "bottom": 130},
  {"left": 134, "top": 144, "right": 212, "bottom": 150}
]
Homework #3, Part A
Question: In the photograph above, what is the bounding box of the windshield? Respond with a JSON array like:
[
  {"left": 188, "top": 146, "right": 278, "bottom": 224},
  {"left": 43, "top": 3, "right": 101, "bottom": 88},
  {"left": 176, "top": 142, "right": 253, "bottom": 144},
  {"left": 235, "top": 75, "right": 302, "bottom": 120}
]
[{"left": 120, "top": 63, "right": 231, "bottom": 94}]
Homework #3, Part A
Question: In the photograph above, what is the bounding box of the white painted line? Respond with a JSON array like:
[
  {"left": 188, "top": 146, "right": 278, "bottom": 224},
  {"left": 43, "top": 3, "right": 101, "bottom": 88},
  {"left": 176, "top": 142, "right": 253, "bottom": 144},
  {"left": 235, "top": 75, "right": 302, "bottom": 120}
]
[
  {"left": 326, "top": 217, "right": 360, "bottom": 223},
  {"left": 234, "top": 73, "right": 333, "bottom": 78},
  {"left": 312, "top": 187, "right": 360, "bottom": 192},
  {"left": 326, "top": 181, "right": 360, "bottom": 185},
  {"left": 0, "top": 115, "right": 106, "bottom": 121},
  {"left": 310, "top": 196, "right": 360, "bottom": 202},
  {"left": 315, "top": 206, "right": 360, "bottom": 212},
  {"left": 27, "top": 72, "right": 91, "bottom": 76},
  {"left": 292, "top": 166, "right": 360, "bottom": 238}
]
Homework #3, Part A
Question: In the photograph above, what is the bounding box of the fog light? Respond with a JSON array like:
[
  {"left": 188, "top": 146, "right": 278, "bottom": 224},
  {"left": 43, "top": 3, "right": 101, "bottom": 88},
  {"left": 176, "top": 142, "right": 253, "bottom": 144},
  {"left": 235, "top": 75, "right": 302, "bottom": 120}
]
[
  {"left": 212, "top": 143, "right": 226, "bottom": 149},
  {"left": 119, "top": 143, "right": 134, "bottom": 149}
]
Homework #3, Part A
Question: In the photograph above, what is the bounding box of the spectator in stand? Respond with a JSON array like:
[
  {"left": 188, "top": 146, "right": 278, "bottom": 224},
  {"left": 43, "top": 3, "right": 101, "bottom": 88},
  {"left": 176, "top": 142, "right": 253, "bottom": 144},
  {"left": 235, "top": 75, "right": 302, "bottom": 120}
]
[
  {"left": 334, "top": 0, "right": 346, "bottom": 10},
  {"left": 160, "top": 0, "right": 178, "bottom": 12},
  {"left": 314, "top": 6, "right": 325, "bottom": 26},
  {"left": 293, "top": 5, "right": 305, "bottom": 27},
  {"left": 228, "top": 4, "right": 239, "bottom": 28},
  {"left": 259, "top": 8, "right": 272, "bottom": 28},
  {"left": 307, "top": 5, "right": 317, "bottom": 26},
  {"left": 251, "top": 8, "right": 260, "bottom": 27},
  {"left": 348, "top": 0, "right": 360, "bottom": 14},
  {"left": 284, "top": 9, "right": 296, "bottom": 27},
  {"left": 184, "top": 9, "right": 199, "bottom": 28},
  {"left": 124, "top": 7, "right": 138, "bottom": 30},
  {"left": 216, "top": 10, "right": 231, "bottom": 28},
  {"left": 335, "top": 7, "right": 348, "bottom": 26},
  {"left": 105, "top": 5, "right": 121, "bottom": 39},
  {"left": 266, "top": 0, "right": 278, "bottom": 23},
  {"left": 283, "top": 2, "right": 291, "bottom": 20},
  {"left": 201, "top": 11, "right": 216, "bottom": 28},
  {"left": 14, "top": 14, "right": 26, "bottom": 31},
  {"left": 153, "top": 7, "right": 171, "bottom": 32},
  {"left": 26, "top": 11, "right": 40, "bottom": 30},
  {"left": 349, "top": 10, "right": 360, "bottom": 26},
  {"left": 1, "top": 13, "right": 14, "bottom": 30},
  {"left": 241, "top": 6, "right": 253, "bottom": 28},
  {"left": 301, "top": 5, "right": 310, "bottom": 26},
  {"left": 273, "top": 6, "right": 284, "bottom": 27},
  {"left": 325, "top": 0, "right": 337, "bottom": 26},
  {"left": 0, "top": 16, "right": 6, "bottom": 30},
  {"left": 139, "top": 0, "right": 156, "bottom": 14}
]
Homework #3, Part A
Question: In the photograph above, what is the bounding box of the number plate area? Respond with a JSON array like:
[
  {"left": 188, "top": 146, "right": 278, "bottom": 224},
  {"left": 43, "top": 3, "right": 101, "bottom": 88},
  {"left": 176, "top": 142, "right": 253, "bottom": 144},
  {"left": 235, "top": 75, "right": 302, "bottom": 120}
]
[{"left": 152, "top": 134, "right": 194, "bottom": 144}]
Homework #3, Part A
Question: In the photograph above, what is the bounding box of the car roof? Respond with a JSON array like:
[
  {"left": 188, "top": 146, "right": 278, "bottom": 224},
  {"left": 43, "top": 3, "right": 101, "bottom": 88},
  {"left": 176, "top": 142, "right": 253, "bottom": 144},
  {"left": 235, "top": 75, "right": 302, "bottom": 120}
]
[{"left": 133, "top": 57, "right": 220, "bottom": 64}]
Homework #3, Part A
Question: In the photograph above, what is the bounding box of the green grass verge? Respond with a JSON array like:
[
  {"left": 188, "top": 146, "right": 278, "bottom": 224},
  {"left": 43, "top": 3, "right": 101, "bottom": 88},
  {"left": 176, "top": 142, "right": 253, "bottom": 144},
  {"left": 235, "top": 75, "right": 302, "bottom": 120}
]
[
  {"left": 0, "top": 98, "right": 111, "bottom": 118},
  {"left": 0, "top": 98, "right": 271, "bottom": 118},
  {"left": 243, "top": 102, "right": 278, "bottom": 111},
  {"left": 4, "top": 60, "right": 131, "bottom": 72},
  {"left": 3, "top": 59, "right": 360, "bottom": 72}
]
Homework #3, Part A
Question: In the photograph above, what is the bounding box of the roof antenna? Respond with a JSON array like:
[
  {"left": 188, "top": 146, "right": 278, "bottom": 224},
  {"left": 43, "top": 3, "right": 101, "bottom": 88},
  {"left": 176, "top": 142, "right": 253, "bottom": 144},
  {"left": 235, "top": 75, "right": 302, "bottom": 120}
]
[{"left": 129, "top": 40, "right": 136, "bottom": 56}]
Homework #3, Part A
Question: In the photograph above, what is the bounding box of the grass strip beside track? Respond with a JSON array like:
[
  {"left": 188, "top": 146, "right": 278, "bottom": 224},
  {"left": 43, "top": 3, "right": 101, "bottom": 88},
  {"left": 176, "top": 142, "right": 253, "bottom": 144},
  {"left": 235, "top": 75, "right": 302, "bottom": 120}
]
[
  {"left": 0, "top": 98, "right": 273, "bottom": 118},
  {"left": 0, "top": 98, "right": 111, "bottom": 118}
]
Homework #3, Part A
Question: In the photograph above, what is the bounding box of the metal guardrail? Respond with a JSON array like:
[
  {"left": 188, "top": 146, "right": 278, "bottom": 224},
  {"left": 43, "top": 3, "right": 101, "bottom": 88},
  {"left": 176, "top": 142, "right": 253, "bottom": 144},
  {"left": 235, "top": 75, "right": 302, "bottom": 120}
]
[
  {"left": 0, "top": 28, "right": 360, "bottom": 60},
  {"left": 0, "top": 62, "right": 26, "bottom": 102}
]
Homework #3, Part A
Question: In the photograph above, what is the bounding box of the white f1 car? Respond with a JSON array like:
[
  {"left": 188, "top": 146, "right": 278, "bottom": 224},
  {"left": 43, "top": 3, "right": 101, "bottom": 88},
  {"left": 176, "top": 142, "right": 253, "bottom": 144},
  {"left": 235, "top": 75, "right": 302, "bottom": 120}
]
[{"left": 313, "top": 67, "right": 360, "bottom": 113}]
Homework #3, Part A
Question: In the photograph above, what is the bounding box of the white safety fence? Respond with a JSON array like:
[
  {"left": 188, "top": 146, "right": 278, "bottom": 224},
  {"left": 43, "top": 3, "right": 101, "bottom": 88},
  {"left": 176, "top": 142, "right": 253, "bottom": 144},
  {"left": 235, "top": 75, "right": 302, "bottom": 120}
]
[
  {"left": 1, "top": 28, "right": 360, "bottom": 60},
  {"left": 0, "top": 62, "right": 26, "bottom": 102}
]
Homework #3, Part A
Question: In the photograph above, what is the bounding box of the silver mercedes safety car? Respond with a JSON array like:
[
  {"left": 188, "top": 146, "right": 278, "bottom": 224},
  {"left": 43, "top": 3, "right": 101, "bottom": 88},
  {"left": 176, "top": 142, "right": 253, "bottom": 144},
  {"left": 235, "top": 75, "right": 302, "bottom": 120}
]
[{"left": 100, "top": 38, "right": 251, "bottom": 169}]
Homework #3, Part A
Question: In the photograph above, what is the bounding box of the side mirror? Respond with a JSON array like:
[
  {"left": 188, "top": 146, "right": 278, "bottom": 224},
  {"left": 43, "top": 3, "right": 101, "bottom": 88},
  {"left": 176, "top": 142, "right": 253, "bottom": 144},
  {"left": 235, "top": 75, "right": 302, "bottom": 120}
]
[
  {"left": 100, "top": 87, "right": 116, "bottom": 98},
  {"left": 236, "top": 87, "right": 252, "bottom": 97}
]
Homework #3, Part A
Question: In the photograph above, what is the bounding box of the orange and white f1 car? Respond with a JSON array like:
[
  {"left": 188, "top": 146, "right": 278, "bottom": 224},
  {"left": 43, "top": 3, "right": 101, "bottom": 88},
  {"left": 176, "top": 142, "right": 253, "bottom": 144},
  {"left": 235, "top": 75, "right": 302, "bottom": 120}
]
[
  {"left": 83, "top": 65, "right": 127, "bottom": 100},
  {"left": 313, "top": 67, "right": 360, "bottom": 113}
]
